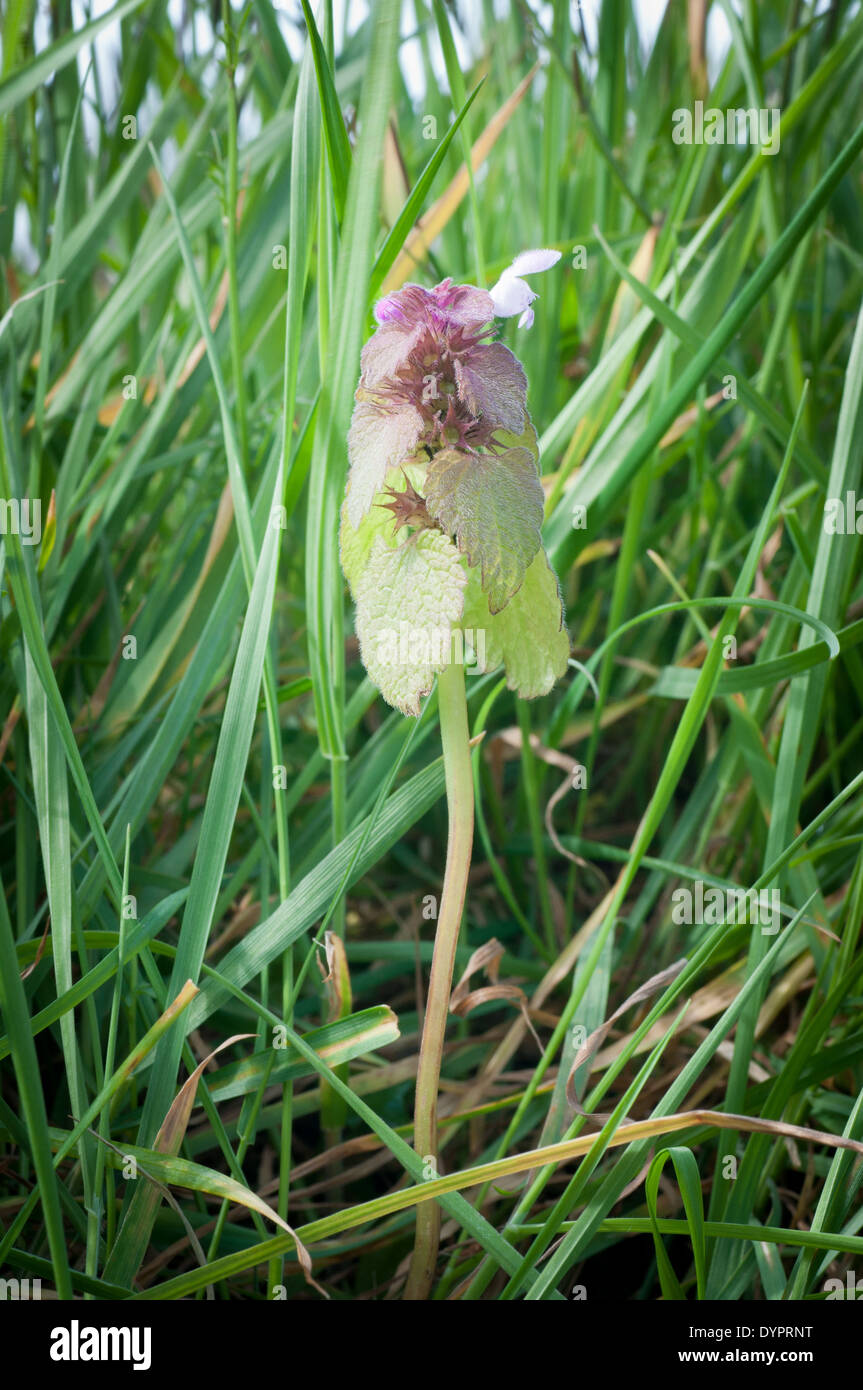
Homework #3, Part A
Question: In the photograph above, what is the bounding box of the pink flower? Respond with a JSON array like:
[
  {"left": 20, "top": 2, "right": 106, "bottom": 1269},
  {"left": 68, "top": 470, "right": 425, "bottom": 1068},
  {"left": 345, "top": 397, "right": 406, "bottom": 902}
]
[{"left": 345, "top": 277, "right": 528, "bottom": 525}]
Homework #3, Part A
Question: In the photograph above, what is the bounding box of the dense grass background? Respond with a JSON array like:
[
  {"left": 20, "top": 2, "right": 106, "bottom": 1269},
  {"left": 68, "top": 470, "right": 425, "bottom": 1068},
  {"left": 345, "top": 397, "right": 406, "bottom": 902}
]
[{"left": 1, "top": 0, "right": 863, "bottom": 1302}]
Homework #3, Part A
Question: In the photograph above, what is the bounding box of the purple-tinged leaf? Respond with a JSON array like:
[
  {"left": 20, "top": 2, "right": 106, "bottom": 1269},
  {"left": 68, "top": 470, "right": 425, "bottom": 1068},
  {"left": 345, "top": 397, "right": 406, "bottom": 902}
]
[
  {"left": 345, "top": 400, "right": 425, "bottom": 526},
  {"left": 360, "top": 322, "right": 423, "bottom": 386},
  {"left": 454, "top": 342, "right": 527, "bottom": 434}
]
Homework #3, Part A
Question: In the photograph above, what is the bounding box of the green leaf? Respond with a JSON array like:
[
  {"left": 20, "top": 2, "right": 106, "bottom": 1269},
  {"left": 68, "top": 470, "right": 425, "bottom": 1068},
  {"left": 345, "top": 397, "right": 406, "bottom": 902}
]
[
  {"left": 354, "top": 528, "right": 467, "bottom": 716},
  {"left": 461, "top": 547, "right": 569, "bottom": 698},
  {"left": 298, "top": 0, "right": 351, "bottom": 222},
  {"left": 425, "top": 446, "right": 544, "bottom": 613},
  {"left": 0, "top": 0, "right": 149, "bottom": 120},
  {"left": 493, "top": 417, "right": 539, "bottom": 459},
  {"left": 345, "top": 399, "right": 425, "bottom": 527},
  {"left": 304, "top": 0, "right": 401, "bottom": 760},
  {"left": 104, "top": 1033, "right": 251, "bottom": 1287},
  {"left": 340, "top": 459, "right": 425, "bottom": 591},
  {"left": 136, "top": 462, "right": 284, "bottom": 1147},
  {"left": 178, "top": 753, "right": 449, "bottom": 1038},
  {"left": 0, "top": 893, "right": 188, "bottom": 1063},
  {"left": 104, "top": 1142, "right": 325, "bottom": 1296},
  {"left": 0, "top": 870, "right": 72, "bottom": 1298},
  {"left": 646, "top": 1146, "right": 707, "bottom": 1300},
  {"left": 207, "top": 1006, "right": 400, "bottom": 1103}
]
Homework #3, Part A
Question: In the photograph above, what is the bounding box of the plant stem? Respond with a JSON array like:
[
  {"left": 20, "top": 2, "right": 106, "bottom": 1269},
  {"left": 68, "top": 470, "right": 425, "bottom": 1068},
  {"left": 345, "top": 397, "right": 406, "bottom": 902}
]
[{"left": 404, "top": 660, "right": 474, "bottom": 1300}]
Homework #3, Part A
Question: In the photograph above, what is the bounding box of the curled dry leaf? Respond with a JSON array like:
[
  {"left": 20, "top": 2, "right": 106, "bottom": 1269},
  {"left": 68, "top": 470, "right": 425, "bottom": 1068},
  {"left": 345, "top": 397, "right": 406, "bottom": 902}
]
[
  {"left": 449, "top": 938, "right": 542, "bottom": 1052},
  {"left": 168, "top": 1034, "right": 327, "bottom": 1299},
  {"left": 114, "top": 1031, "right": 328, "bottom": 1299},
  {"left": 543, "top": 765, "right": 610, "bottom": 891},
  {"left": 565, "top": 958, "right": 689, "bottom": 1118},
  {"left": 317, "top": 930, "right": 353, "bottom": 1024}
]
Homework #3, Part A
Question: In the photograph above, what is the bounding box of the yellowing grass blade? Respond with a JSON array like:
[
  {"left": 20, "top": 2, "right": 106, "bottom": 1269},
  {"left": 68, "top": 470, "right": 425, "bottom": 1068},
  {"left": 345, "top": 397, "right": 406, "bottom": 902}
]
[{"left": 381, "top": 65, "right": 539, "bottom": 293}]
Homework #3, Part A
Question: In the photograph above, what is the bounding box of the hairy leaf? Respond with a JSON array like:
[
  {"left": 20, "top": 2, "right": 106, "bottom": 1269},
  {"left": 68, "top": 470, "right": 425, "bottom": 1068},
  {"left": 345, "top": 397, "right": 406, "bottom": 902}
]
[
  {"left": 353, "top": 528, "right": 467, "bottom": 716},
  {"left": 345, "top": 398, "right": 425, "bottom": 526},
  {"left": 340, "top": 459, "right": 427, "bottom": 592},
  {"left": 424, "top": 446, "right": 544, "bottom": 612},
  {"left": 460, "top": 547, "right": 569, "bottom": 698},
  {"left": 360, "top": 322, "right": 424, "bottom": 387},
  {"left": 454, "top": 341, "right": 527, "bottom": 434}
]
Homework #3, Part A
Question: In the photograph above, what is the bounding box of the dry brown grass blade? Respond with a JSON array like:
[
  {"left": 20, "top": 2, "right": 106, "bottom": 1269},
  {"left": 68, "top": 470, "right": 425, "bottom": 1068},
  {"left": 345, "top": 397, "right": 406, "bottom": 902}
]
[
  {"left": 553, "top": 224, "right": 663, "bottom": 493},
  {"left": 381, "top": 65, "right": 539, "bottom": 293},
  {"left": 596, "top": 947, "right": 825, "bottom": 1090},
  {"left": 449, "top": 938, "right": 542, "bottom": 1050},
  {"left": 382, "top": 114, "right": 411, "bottom": 228},
  {"left": 311, "top": 1109, "right": 863, "bottom": 1237},
  {"left": 72, "top": 600, "right": 145, "bottom": 731},
  {"left": 543, "top": 761, "right": 609, "bottom": 888},
  {"left": 605, "top": 224, "right": 659, "bottom": 343},
  {"left": 97, "top": 376, "right": 159, "bottom": 426},
  {"left": 20, "top": 917, "right": 51, "bottom": 980},
  {"left": 488, "top": 695, "right": 647, "bottom": 763},
  {"left": 0, "top": 703, "right": 21, "bottom": 766},
  {"left": 36, "top": 184, "right": 244, "bottom": 429},
  {"left": 317, "top": 930, "right": 352, "bottom": 1023},
  {"left": 564, "top": 959, "right": 688, "bottom": 1113},
  {"left": 594, "top": 960, "right": 745, "bottom": 1072},
  {"left": 688, "top": 0, "right": 709, "bottom": 95},
  {"left": 151, "top": 1032, "right": 327, "bottom": 1298},
  {"left": 658, "top": 388, "right": 725, "bottom": 448},
  {"left": 454, "top": 880, "right": 623, "bottom": 1117},
  {"left": 155, "top": 1033, "right": 255, "bottom": 1153}
]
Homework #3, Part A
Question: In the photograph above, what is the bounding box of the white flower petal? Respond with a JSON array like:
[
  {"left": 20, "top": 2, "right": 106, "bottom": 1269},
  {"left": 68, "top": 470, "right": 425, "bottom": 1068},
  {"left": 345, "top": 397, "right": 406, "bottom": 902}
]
[
  {"left": 489, "top": 273, "right": 534, "bottom": 317},
  {"left": 508, "top": 248, "right": 562, "bottom": 276},
  {"left": 489, "top": 250, "right": 561, "bottom": 326}
]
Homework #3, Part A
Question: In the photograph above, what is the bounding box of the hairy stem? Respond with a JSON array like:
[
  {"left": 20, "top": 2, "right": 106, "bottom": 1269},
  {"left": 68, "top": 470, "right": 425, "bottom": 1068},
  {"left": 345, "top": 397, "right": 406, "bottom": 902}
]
[{"left": 404, "top": 660, "right": 474, "bottom": 1300}]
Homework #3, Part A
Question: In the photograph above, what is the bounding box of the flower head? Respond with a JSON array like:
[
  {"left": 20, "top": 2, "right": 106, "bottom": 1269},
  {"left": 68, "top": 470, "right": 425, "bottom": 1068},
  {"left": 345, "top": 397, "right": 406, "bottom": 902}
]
[
  {"left": 489, "top": 248, "right": 562, "bottom": 328},
  {"left": 340, "top": 258, "right": 569, "bottom": 715},
  {"left": 345, "top": 277, "right": 525, "bottom": 527}
]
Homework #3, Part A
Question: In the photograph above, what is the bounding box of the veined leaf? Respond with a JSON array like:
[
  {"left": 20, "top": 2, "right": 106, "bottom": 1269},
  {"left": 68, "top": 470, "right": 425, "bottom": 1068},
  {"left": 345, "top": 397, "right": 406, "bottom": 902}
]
[
  {"left": 354, "top": 528, "right": 467, "bottom": 716},
  {"left": 460, "top": 547, "right": 570, "bottom": 698},
  {"left": 424, "top": 446, "right": 544, "bottom": 614}
]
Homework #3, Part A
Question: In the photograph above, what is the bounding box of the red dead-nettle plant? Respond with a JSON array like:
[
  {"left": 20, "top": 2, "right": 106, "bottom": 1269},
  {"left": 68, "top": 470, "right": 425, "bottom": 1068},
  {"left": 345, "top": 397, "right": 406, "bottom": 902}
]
[{"left": 340, "top": 251, "right": 569, "bottom": 1298}]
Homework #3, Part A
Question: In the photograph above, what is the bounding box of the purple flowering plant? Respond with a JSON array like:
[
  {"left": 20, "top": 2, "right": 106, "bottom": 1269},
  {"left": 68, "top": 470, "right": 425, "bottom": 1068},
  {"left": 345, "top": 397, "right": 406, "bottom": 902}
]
[
  {"left": 340, "top": 250, "right": 570, "bottom": 716},
  {"left": 340, "top": 250, "right": 569, "bottom": 1298}
]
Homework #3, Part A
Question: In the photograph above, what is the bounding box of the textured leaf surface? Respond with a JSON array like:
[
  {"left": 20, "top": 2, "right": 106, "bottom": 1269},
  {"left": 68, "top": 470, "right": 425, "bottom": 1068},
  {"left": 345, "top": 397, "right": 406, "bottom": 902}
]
[
  {"left": 492, "top": 416, "right": 539, "bottom": 457},
  {"left": 359, "top": 322, "right": 423, "bottom": 387},
  {"left": 454, "top": 342, "right": 527, "bottom": 434},
  {"left": 354, "top": 528, "right": 467, "bottom": 715},
  {"left": 442, "top": 285, "right": 496, "bottom": 325},
  {"left": 460, "top": 547, "right": 569, "bottom": 698},
  {"left": 345, "top": 399, "right": 425, "bottom": 526},
  {"left": 424, "top": 446, "right": 544, "bottom": 613},
  {"left": 340, "top": 460, "right": 427, "bottom": 592}
]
